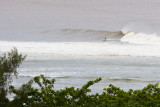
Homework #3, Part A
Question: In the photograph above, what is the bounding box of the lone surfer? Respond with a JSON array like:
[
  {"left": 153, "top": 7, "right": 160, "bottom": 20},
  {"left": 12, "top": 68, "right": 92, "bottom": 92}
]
[{"left": 103, "top": 37, "right": 107, "bottom": 41}]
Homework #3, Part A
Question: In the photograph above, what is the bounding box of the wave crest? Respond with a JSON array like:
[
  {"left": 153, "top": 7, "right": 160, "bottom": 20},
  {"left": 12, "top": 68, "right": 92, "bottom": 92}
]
[
  {"left": 121, "top": 32, "right": 160, "bottom": 45},
  {"left": 121, "top": 22, "right": 160, "bottom": 45}
]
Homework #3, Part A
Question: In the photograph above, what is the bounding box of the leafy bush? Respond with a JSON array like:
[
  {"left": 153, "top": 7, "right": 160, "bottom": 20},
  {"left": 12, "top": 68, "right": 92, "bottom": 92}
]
[
  {"left": 9, "top": 75, "right": 102, "bottom": 106},
  {"left": 9, "top": 75, "right": 160, "bottom": 107}
]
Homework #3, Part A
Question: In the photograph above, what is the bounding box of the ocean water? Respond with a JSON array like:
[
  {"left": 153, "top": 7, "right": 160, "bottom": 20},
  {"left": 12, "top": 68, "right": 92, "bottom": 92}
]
[{"left": 1, "top": 0, "right": 160, "bottom": 94}]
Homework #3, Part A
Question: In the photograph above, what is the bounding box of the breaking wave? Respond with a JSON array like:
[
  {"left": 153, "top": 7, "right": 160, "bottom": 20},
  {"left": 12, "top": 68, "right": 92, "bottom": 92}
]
[
  {"left": 59, "top": 28, "right": 160, "bottom": 45},
  {"left": 1, "top": 27, "right": 160, "bottom": 57},
  {"left": 121, "top": 32, "right": 160, "bottom": 45},
  {"left": 121, "top": 23, "right": 160, "bottom": 45}
]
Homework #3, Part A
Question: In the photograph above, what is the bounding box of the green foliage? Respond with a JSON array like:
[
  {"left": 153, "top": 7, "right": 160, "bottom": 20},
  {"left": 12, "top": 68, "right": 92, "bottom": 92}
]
[
  {"left": 0, "top": 48, "right": 26, "bottom": 106},
  {"left": 10, "top": 75, "right": 102, "bottom": 106},
  {"left": 9, "top": 75, "right": 160, "bottom": 107}
]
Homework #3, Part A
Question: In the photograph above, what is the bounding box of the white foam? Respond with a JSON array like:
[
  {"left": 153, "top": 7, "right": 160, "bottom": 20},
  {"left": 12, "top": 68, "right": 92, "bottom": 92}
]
[
  {"left": 121, "top": 22, "right": 160, "bottom": 45},
  {"left": 1, "top": 41, "right": 160, "bottom": 57},
  {"left": 18, "top": 68, "right": 76, "bottom": 78},
  {"left": 121, "top": 32, "right": 160, "bottom": 45}
]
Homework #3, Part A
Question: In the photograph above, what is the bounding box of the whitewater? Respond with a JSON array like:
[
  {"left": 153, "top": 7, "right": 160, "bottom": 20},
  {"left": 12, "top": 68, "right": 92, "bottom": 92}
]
[{"left": 1, "top": 0, "right": 160, "bottom": 95}]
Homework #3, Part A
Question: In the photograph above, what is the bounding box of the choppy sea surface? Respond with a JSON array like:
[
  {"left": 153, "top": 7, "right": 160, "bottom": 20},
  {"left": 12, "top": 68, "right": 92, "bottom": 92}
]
[{"left": 1, "top": 0, "right": 160, "bottom": 95}]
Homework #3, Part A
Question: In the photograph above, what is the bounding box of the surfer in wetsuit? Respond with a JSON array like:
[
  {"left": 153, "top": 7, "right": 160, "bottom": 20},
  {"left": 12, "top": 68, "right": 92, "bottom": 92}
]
[{"left": 103, "top": 37, "right": 107, "bottom": 41}]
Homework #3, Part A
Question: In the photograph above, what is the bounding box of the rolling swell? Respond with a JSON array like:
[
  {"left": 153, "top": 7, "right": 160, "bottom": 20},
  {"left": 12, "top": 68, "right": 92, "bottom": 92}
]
[
  {"left": 0, "top": 28, "right": 123, "bottom": 42},
  {"left": 58, "top": 29, "right": 123, "bottom": 42}
]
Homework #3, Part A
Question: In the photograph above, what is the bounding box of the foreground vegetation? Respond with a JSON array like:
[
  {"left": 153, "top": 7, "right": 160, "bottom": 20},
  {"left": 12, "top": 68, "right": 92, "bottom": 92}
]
[{"left": 1, "top": 49, "right": 160, "bottom": 107}]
